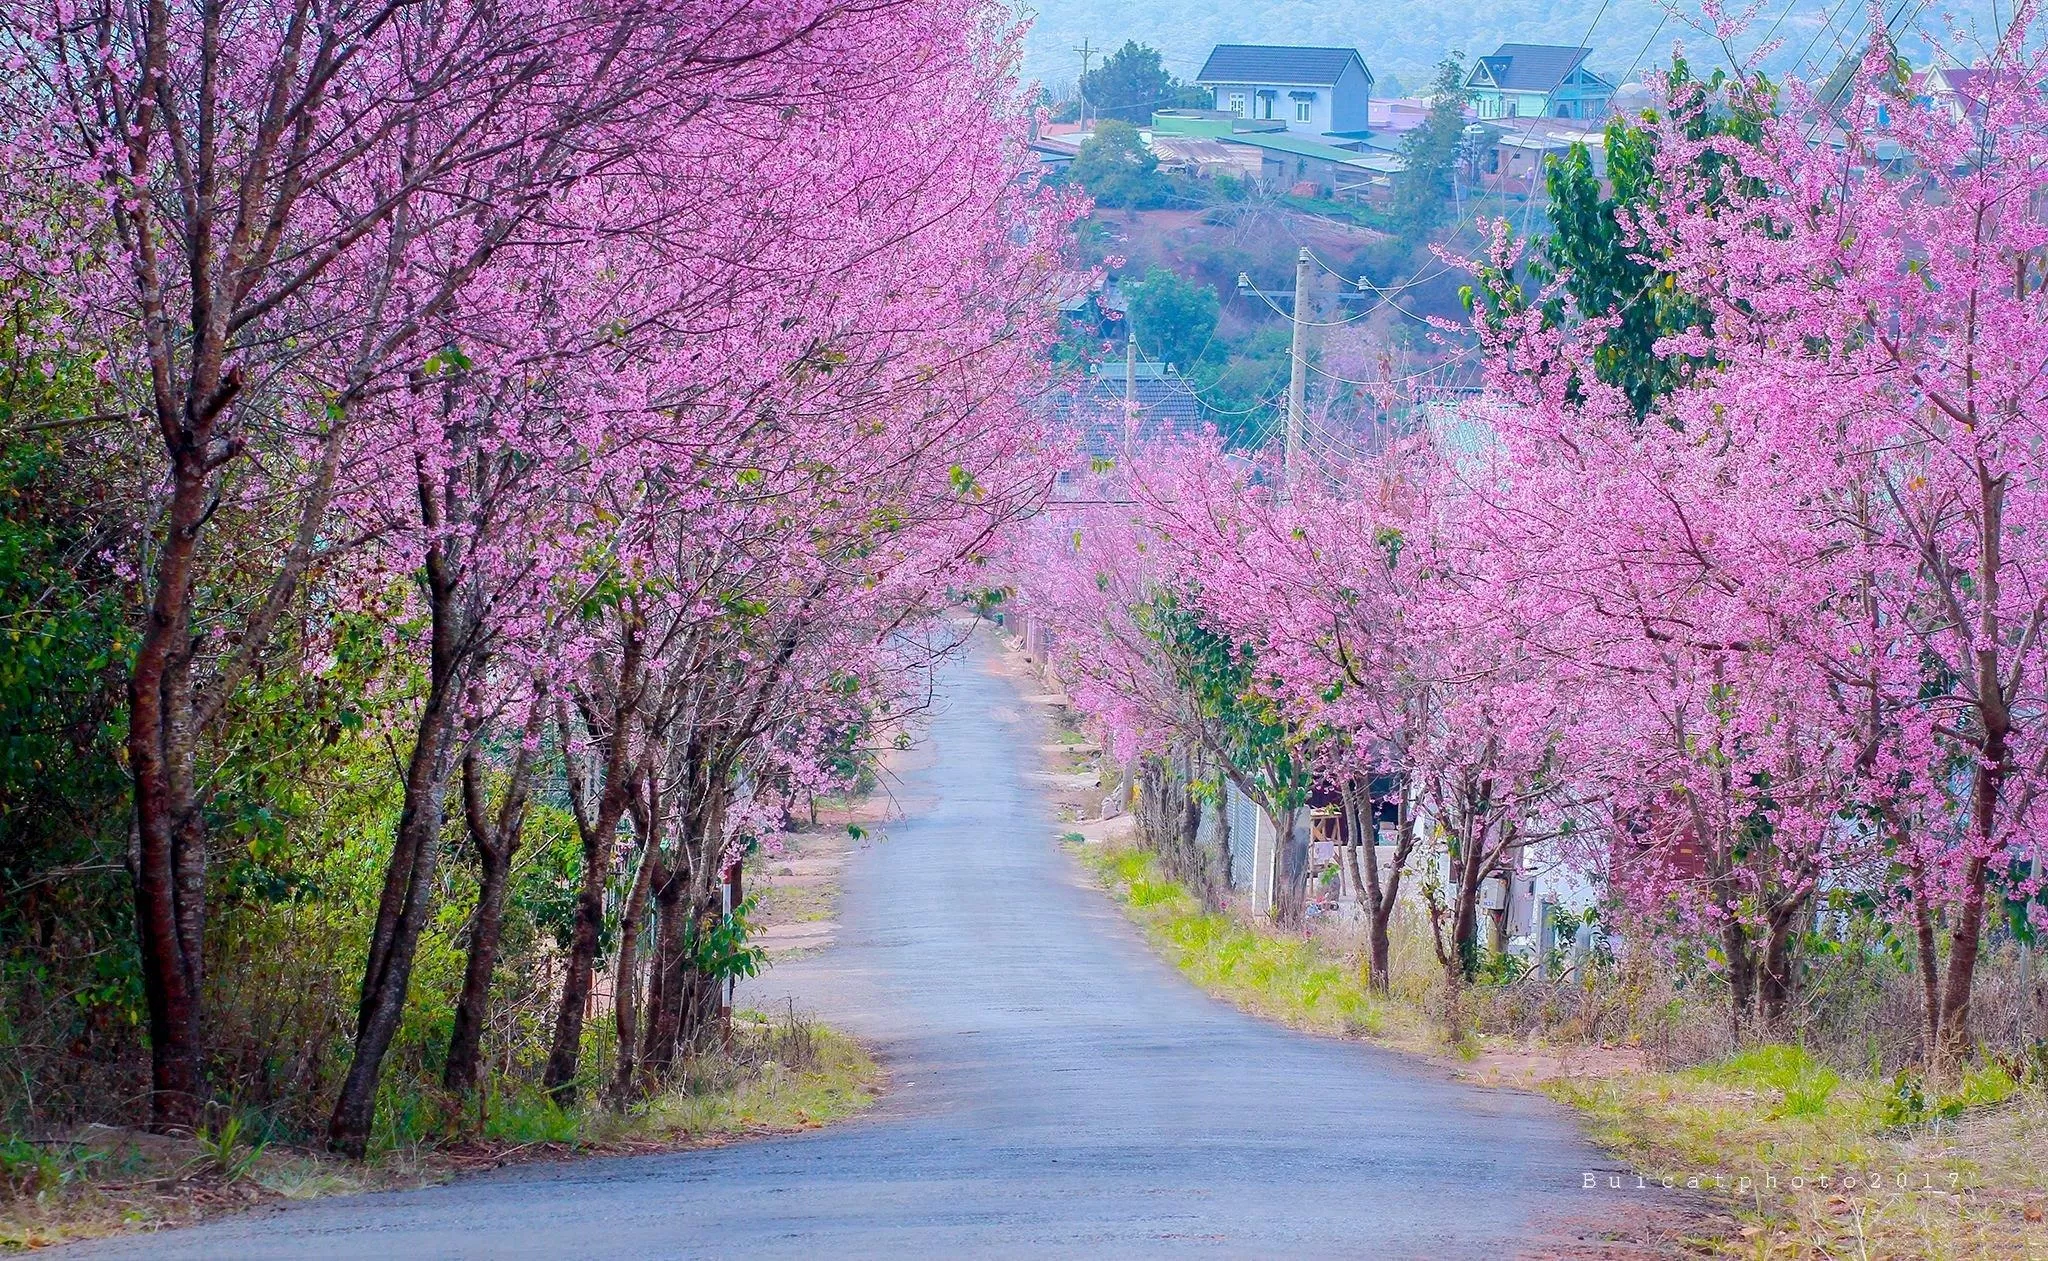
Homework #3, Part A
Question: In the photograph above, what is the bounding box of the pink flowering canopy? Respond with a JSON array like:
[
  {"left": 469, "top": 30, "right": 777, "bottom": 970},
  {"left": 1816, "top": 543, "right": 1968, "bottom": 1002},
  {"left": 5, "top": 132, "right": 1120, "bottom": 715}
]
[{"left": 1006, "top": 10, "right": 2048, "bottom": 1049}]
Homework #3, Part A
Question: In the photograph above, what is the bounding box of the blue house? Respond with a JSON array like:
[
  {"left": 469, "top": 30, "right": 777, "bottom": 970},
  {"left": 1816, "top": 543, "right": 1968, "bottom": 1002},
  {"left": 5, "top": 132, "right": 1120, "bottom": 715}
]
[
  {"left": 1194, "top": 45, "right": 1374, "bottom": 137},
  {"left": 1465, "top": 44, "right": 1615, "bottom": 121}
]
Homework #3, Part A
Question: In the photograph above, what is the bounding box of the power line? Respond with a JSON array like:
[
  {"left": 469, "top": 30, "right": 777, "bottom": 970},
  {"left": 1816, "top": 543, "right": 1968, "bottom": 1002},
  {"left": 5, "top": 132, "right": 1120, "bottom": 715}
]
[
  {"left": 1479, "top": 0, "right": 1618, "bottom": 225},
  {"left": 1759, "top": 0, "right": 1804, "bottom": 52},
  {"left": 1792, "top": 0, "right": 1861, "bottom": 79},
  {"left": 1118, "top": 285, "right": 1279, "bottom": 418},
  {"left": 1618, "top": 13, "right": 1672, "bottom": 92},
  {"left": 1304, "top": 343, "right": 1482, "bottom": 390}
]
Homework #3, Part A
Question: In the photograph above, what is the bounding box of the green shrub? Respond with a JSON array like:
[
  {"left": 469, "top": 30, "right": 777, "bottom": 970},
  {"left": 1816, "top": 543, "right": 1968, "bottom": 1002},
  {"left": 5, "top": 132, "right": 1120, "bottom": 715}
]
[
  {"left": 481, "top": 1088, "right": 579, "bottom": 1145},
  {"left": 1695, "top": 1044, "right": 1841, "bottom": 1118}
]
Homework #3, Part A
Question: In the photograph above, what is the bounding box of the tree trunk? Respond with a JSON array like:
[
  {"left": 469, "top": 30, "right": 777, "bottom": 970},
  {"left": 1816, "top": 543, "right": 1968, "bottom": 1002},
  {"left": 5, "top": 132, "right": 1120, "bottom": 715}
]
[
  {"left": 1214, "top": 784, "right": 1234, "bottom": 896},
  {"left": 1452, "top": 828, "right": 1485, "bottom": 982},
  {"left": 445, "top": 740, "right": 536, "bottom": 1094},
  {"left": 1932, "top": 480, "right": 2014, "bottom": 1073},
  {"left": 329, "top": 497, "right": 474, "bottom": 1157},
  {"left": 127, "top": 453, "right": 209, "bottom": 1135},
  {"left": 1757, "top": 898, "right": 1807, "bottom": 1029},
  {"left": 671, "top": 921, "right": 725, "bottom": 1054},
  {"left": 1932, "top": 714, "right": 2009, "bottom": 1072},
  {"left": 609, "top": 775, "right": 664, "bottom": 1104},
  {"left": 444, "top": 840, "right": 508, "bottom": 1096},
  {"left": 1721, "top": 918, "right": 1756, "bottom": 1042},
  {"left": 542, "top": 631, "right": 644, "bottom": 1106},
  {"left": 329, "top": 673, "right": 463, "bottom": 1156},
  {"left": 638, "top": 863, "right": 688, "bottom": 1088},
  {"left": 1935, "top": 857, "right": 1991, "bottom": 1071},
  {"left": 1911, "top": 885, "right": 1942, "bottom": 1061},
  {"left": 1270, "top": 805, "right": 1309, "bottom": 929},
  {"left": 1135, "top": 749, "right": 1219, "bottom": 909},
  {"left": 1343, "top": 776, "right": 1411, "bottom": 994},
  {"left": 543, "top": 809, "right": 612, "bottom": 1106},
  {"left": 644, "top": 768, "right": 737, "bottom": 1084}
]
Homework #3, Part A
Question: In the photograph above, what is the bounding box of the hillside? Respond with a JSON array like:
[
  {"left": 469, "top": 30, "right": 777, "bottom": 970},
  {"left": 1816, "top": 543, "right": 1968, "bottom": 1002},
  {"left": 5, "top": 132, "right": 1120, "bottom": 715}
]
[{"left": 1015, "top": 0, "right": 2003, "bottom": 98}]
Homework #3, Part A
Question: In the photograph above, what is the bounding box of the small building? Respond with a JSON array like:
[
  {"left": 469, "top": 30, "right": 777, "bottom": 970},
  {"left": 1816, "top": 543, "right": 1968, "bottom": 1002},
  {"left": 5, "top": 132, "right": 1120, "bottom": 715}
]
[
  {"left": 1920, "top": 65, "right": 1989, "bottom": 125},
  {"left": 1475, "top": 117, "right": 1608, "bottom": 196},
  {"left": 1027, "top": 133, "right": 1080, "bottom": 173},
  {"left": 1148, "top": 134, "right": 1263, "bottom": 182},
  {"left": 1465, "top": 44, "right": 1615, "bottom": 121},
  {"left": 1045, "top": 357, "right": 1204, "bottom": 462},
  {"left": 1365, "top": 96, "right": 1433, "bottom": 139},
  {"left": 1150, "top": 110, "right": 1404, "bottom": 202},
  {"left": 1195, "top": 44, "right": 1375, "bottom": 136}
]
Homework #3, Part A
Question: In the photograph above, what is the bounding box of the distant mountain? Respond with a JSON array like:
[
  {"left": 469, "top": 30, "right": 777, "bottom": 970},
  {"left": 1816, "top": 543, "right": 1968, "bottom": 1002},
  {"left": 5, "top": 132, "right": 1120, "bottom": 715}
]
[{"left": 1014, "top": 1, "right": 2003, "bottom": 100}]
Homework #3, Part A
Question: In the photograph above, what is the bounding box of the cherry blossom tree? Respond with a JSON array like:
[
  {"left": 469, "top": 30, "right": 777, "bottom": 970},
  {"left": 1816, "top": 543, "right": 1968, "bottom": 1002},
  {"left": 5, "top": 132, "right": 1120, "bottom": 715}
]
[
  {"left": 1633, "top": 20, "right": 2048, "bottom": 1063},
  {"left": 3, "top": 0, "right": 1069, "bottom": 1140}
]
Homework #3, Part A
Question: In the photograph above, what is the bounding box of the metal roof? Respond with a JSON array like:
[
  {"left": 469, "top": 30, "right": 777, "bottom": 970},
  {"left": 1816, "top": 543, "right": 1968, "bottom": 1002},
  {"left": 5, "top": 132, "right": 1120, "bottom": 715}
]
[
  {"left": 1215, "top": 130, "right": 1403, "bottom": 171},
  {"left": 1468, "top": 44, "right": 1598, "bottom": 93},
  {"left": 1042, "top": 371, "right": 1205, "bottom": 457},
  {"left": 1148, "top": 112, "right": 1399, "bottom": 169},
  {"left": 1196, "top": 45, "right": 1371, "bottom": 88}
]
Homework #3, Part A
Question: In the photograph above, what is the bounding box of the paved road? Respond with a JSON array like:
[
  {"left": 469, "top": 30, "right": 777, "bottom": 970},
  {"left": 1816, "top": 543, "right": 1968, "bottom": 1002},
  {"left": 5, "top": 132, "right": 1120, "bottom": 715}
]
[{"left": 88, "top": 631, "right": 1690, "bottom": 1259}]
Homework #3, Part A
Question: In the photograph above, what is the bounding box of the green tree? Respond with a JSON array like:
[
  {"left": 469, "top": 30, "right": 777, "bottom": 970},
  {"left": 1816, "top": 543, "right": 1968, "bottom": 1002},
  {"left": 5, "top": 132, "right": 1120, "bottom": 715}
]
[
  {"left": 1463, "top": 63, "right": 1772, "bottom": 419},
  {"left": 1127, "top": 268, "right": 1219, "bottom": 372},
  {"left": 1068, "top": 120, "right": 1168, "bottom": 210},
  {"left": 1389, "top": 54, "right": 1471, "bottom": 238},
  {"left": 1081, "top": 41, "right": 1208, "bottom": 125},
  {"left": 1187, "top": 325, "right": 1290, "bottom": 447},
  {"left": 1531, "top": 61, "right": 1769, "bottom": 416},
  {"left": 1139, "top": 594, "right": 1316, "bottom": 926}
]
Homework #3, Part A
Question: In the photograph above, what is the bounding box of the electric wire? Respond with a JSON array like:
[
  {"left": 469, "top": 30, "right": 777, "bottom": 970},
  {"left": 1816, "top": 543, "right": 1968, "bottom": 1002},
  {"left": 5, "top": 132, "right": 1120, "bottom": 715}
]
[
  {"left": 1477, "top": 0, "right": 1618, "bottom": 224},
  {"left": 1117, "top": 287, "right": 1283, "bottom": 418},
  {"left": 1302, "top": 342, "right": 1482, "bottom": 390},
  {"left": 1792, "top": 0, "right": 1862, "bottom": 78}
]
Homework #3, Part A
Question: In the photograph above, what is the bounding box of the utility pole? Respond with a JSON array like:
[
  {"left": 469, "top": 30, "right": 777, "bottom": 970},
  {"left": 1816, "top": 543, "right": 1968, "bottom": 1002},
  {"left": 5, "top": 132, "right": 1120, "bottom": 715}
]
[
  {"left": 1285, "top": 247, "right": 1313, "bottom": 487},
  {"left": 1123, "top": 325, "right": 1138, "bottom": 447},
  {"left": 1074, "top": 40, "right": 1096, "bottom": 130}
]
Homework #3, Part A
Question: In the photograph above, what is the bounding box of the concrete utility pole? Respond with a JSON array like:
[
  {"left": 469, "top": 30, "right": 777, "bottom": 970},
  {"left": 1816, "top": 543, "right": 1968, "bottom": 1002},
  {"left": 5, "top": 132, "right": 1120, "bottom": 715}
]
[
  {"left": 1074, "top": 40, "right": 1097, "bottom": 130},
  {"left": 1284, "top": 246, "right": 1313, "bottom": 487},
  {"left": 1123, "top": 325, "right": 1138, "bottom": 447}
]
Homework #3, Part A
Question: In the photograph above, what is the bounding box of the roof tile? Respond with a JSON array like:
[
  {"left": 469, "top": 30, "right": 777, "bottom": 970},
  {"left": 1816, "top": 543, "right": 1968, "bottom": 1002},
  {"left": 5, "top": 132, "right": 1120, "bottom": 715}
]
[
  {"left": 1467, "top": 44, "right": 1599, "bottom": 93},
  {"left": 1197, "top": 45, "right": 1370, "bottom": 88}
]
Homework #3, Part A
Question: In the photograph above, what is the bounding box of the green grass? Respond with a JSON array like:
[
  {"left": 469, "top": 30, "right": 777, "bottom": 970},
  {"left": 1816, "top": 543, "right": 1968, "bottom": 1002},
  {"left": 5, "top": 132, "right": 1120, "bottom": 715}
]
[
  {"left": 1075, "top": 843, "right": 1415, "bottom": 1044},
  {"left": 1693, "top": 1044, "right": 1845, "bottom": 1120},
  {"left": 1548, "top": 1049, "right": 2048, "bottom": 1257},
  {"left": 478, "top": 1089, "right": 581, "bottom": 1145}
]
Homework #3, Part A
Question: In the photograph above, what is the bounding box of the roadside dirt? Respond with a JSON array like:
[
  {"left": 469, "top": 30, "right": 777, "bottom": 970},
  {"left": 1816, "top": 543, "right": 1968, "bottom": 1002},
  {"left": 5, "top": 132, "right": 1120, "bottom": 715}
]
[{"left": 752, "top": 742, "right": 916, "bottom": 962}]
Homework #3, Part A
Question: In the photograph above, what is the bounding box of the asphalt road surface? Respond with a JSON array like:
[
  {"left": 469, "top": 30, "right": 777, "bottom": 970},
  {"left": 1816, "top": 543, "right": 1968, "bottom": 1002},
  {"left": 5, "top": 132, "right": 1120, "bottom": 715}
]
[{"left": 85, "top": 630, "right": 1691, "bottom": 1259}]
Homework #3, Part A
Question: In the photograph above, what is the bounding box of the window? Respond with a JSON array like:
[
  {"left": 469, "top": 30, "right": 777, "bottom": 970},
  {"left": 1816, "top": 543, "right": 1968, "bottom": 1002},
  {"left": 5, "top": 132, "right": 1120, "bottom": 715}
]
[
  {"left": 1295, "top": 98, "right": 1311, "bottom": 123},
  {"left": 1228, "top": 93, "right": 1245, "bottom": 117}
]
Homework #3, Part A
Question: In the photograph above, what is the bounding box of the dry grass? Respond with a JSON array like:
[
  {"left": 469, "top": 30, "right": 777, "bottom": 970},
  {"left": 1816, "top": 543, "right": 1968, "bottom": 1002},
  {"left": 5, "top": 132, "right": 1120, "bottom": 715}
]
[
  {"left": 1555, "top": 1056, "right": 2048, "bottom": 1259},
  {"left": 0, "top": 1012, "right": 881, "bottom": 1251}
]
